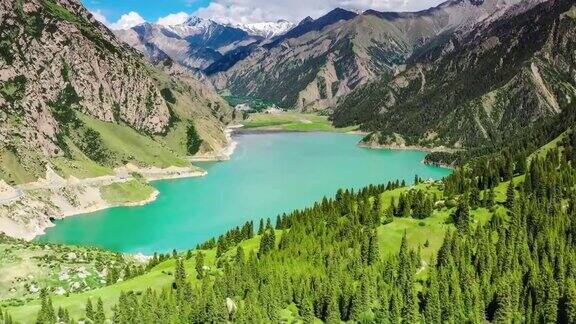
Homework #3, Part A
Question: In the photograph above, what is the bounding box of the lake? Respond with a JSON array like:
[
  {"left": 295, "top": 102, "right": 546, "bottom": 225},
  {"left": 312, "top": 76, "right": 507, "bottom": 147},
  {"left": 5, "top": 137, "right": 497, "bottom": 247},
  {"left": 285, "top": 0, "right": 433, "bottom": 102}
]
[{"left": 36, "top": 132, "right": 452, "bottom": 254}]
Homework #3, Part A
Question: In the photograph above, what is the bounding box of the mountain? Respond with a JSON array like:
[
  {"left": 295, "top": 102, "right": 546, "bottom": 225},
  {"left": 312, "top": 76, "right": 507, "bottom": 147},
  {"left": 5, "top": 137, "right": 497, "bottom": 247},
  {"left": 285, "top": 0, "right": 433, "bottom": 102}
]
[
  {"left": 233, "top": 20, "right": 295, "bottom": 39},
  {"left": 332, "top": 0, "right": 576, "bottom": 149},
  {"left": 264, "top": 8, "right": 359, "bottom": 48},
  {"left": 212, "top": 1, "right": 519, "bottom": 111},
  {"left": 0, "top": 0, "right": 234, "bottom": 184},
  {"left": 115, "top": 17, "right": 262, "bottom": 70},
  {"left": 5, "top": 103, "right": 576, "bottom": 322}
]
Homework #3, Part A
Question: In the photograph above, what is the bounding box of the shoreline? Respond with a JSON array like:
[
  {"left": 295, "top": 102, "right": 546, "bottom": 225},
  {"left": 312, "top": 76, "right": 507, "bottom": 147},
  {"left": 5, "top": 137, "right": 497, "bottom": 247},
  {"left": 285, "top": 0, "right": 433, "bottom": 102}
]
[
  {"left": 1, "top": 125, "right": 241, "bottom": 242},
  {"left": 189, "top": 125, "right": 241, "bottom": 162},
  {"left": 357, "top": 142, "right": 457, "bottom": 169},
  {"left": 2, "top": 126, "right": 454, "bottom": 242},
  {"left": 357, "top": 142, "right": 458, "bottom": 154}
]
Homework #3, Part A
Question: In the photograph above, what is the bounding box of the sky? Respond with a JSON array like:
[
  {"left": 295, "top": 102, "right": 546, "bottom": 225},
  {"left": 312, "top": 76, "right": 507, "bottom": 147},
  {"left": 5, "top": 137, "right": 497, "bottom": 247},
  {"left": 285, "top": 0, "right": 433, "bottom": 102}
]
[{"left": 83, "top": 0, "right": 447, "bottom": 29}]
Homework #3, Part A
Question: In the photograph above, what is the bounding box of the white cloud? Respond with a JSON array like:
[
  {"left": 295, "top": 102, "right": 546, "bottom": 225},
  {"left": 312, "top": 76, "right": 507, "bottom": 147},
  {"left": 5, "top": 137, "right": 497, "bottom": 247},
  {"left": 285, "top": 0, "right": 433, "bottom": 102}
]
[
  {"left": 90, "top": 9, "right": 110, "bottom": 25},
  {"left": 92, "top": 0, "right": 447, "bottom": 31},
  {"left": 109, "top": 11, "right": 146, "bottom": 30},
  {"left": 192, "top": 0, "right": 447, "bottom": 24},
  {"left": 156, "top": 12, "right": 191, "bottom": 26}
]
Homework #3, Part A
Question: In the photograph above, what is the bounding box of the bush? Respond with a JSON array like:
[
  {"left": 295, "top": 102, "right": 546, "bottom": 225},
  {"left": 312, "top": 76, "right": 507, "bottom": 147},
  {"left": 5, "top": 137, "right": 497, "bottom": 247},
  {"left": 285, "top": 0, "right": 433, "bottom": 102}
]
[
  {"left": 186, "top": 122, "right": 203, "bottom": 155},
  {"left": 160, "top": 88, "right": 176, "bottom": 104}
]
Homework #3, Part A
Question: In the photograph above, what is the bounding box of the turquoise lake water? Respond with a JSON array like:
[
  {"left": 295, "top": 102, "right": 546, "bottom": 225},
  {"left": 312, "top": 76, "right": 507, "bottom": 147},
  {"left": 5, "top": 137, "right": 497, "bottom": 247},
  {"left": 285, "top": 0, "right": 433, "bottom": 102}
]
[{"left": 37, "top": 132, "right": 452, "bottom": 254}]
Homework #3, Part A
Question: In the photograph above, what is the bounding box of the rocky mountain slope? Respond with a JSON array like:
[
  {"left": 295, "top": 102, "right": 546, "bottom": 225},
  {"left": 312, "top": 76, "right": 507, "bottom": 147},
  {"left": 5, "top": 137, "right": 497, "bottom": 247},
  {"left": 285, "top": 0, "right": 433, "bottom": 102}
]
[
  {"left": 332, "top": 0, "right": 576, "bottom": 149},
  {"left": 0, "top": 0, "right": 234, "bottom": 185},
  {"left": 114, "top": 17, "right": 265, "bottom": 70},
  {"left": 212, "top": 0, "right": 524, "bottom": 111}
]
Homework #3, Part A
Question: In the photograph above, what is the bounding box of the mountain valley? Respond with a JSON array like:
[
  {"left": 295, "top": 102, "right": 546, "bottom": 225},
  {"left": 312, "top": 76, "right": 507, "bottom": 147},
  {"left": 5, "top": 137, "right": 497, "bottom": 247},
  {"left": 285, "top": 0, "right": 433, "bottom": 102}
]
[{"left": 1, "top": 0, "right": 576, "bottom": 323}]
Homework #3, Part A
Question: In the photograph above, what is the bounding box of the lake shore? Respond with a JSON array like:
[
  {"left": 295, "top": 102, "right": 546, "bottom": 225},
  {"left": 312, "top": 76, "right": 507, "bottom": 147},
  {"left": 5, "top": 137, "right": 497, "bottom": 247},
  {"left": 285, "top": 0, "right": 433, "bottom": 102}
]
[
  {"left": 358, "top": 141, "right": 458, "bottom": 153},
  {"left": 34, "top": 131, "right": 452, "bottom": 254},
  {"left": 0, "top": 165, "right": 208, "bottom": 241},
  {"left": 0, "top": 125, "right": 244, "bottom": 242},
  {"left": 357, "top": 142, "right": 458, "bottom": 169},
  {"left": 189, "top": 125, "right": 241, "bottom": 162}
]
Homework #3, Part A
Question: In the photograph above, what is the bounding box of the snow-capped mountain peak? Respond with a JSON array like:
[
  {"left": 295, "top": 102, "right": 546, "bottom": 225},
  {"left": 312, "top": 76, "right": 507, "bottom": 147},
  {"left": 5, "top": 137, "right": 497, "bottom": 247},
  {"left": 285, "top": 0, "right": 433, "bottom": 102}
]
[{"left": 233, "top": 20, "right": 295, "bottom": 39}]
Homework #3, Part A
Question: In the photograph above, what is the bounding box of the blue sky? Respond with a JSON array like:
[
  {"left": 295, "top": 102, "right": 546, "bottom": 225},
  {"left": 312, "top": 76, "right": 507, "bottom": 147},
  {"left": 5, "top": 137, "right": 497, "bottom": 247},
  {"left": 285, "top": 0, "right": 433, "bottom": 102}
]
[
  {"left": 82, "top": 0, "right": 210, "bottom": 23},
  {"left": 85, "top": 0, "right": 447, "bottom": 29}
]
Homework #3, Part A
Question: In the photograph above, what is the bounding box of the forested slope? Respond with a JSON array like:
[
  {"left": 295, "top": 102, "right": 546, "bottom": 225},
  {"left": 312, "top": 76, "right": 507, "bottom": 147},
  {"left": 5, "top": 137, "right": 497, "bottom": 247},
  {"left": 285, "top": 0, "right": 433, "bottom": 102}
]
[
  {"left": 5, "top": 107, "right": 576, "bottom": 324},
  {"left": 333, "top": 0, "right": 576, "bottom": 149}
]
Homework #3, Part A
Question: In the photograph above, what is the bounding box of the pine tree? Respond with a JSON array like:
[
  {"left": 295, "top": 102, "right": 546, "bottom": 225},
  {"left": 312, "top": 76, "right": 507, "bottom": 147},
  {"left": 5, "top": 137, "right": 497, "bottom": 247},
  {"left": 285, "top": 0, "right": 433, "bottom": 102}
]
[
  {"left": 505, "top": 180, "right": 515, "bottom": 210},
  {"left": 94, "top": 298, "right": 105, "bottom": 324},
  {"left": 389, "top": 291, "right": 401, "bottom": 323},
  {"left": 300, "top": 296, "right": 314, "bottom": 323},
  {"left": 367, "top": 229, "right": 379, "bottom": 266},
  {"left": 486, "top": 187, "right": 496, "bottom": 207},
  {"left": 195, "top": 251, "right": 205, "bottom": 279},
  {"left": 469, "top": 186, "right": 480, "bottom": 209},
  {"left": 174, "top": 258, "right": 187, "bottom": 290},
  {"left": 424, "top": 269, "right": 441, "bottom": 323},
  {"left": 57, "top": 307, "right": 70, "bottom": 323},
  {"left": 85, "top": 298, "right": 94, "bottom": 321},
  {"left": 453, "top": 199, "right": 470, "bottom": 234},
  {"left": 37, "top": 289, "right": 56, "bottom": 324},
  {"left": 325, "top": 293, "right": 340, "bottom": 324},
  {"left": 492, "top": 281, "right": 512, "bottom": 323}
]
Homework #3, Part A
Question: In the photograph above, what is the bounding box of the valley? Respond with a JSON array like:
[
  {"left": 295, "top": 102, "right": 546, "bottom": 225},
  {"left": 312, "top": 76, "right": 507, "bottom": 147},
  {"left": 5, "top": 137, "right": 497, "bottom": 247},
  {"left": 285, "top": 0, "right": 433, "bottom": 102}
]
[{"left": 1, "top": 0, "right": 576, "bottom": 322}]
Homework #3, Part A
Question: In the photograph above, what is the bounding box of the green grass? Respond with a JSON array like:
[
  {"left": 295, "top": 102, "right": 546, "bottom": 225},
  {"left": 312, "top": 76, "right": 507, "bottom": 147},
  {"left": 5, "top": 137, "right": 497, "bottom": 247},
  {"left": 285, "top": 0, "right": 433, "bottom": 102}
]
[
  {"left": 528, "top": 129, "right": 570, "bottom": 162},
  {"left": 0, "top": 149, "right": 38, "bottom": 185},
  {"left": 158, "top": 122, "right": 188, "bottom": 157},
  {"left": 100, "top": 180, "right": 155, "bottom": 205},
  {"left": 50, "top": 138, "right": 114, "bottom": 179},
  {"left": 6, "top": 178, "right": 522, "bottom": 322},
  {"left": 0, "top": 236, "right": 142, "bottom": 317},
  {"left": 4, "top": 235, "right": 266, "bottom": 322},
  {"left": 78, "top": 113, "right": 188, "bottom": 168},
  {"left": 243, "top": 113, "right": 358, "bottom": 132},
  {"left": 221, "top": 93, "right": 277, "bottom": 112},
  {"left": 51, "top": 157, "right": 113, "bottom": 179}
]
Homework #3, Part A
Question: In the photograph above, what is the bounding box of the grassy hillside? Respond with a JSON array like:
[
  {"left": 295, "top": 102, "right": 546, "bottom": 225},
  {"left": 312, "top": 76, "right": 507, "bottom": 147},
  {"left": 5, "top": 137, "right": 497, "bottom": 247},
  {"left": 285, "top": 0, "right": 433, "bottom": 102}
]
[
  {"left": 0, "top": 236, "right": 143, "bottom": 311},
  {"left": 3, "top": 176, "right": 519, "bottom": 322},
  {"left": 242, "top": 113, "right": 358, "bottom": 132}
]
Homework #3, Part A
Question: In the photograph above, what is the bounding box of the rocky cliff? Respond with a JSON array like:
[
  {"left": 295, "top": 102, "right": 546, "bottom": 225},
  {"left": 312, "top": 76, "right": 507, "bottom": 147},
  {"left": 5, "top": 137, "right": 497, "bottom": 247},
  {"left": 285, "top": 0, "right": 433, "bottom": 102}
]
[
  {"left": 0, "top": 0, "right": 233, "bottom": 184},
  {"left": 333, "top": 0, "right": 576, "bottom": 148},
  {"left": 212, "top": 0, "right": 524, "bottom": 112}
]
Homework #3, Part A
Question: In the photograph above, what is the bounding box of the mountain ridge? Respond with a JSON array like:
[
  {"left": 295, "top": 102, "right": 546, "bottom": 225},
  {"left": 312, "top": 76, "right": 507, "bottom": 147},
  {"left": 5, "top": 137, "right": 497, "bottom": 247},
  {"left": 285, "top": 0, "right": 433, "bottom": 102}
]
[{"left": 333, "top": 0, "right": 575, "bottom": 149}]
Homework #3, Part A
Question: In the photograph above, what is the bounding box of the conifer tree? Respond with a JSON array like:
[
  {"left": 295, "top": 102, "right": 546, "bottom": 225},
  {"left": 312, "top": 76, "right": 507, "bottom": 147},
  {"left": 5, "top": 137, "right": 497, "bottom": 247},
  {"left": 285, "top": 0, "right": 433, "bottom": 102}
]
[
  {"left": 195, "top": 251, "right": 205, "bottom": 279},
  {"left": 85, "top": 298, "right": 94, "bottom": 321},
  {"left": 505, "top": 180, "right": 515, "bottom": 210},
  {"left": 367, "top": 229, "right": 379, "bottom": 266},
  {"left": 94, "top": 298, "right": 105, "bottom": 324},
  {"left": 453, "top": 199, "right": 470, "bottom": 234},
  {"left": 174, "top": 258, "right": 187, "bottom": 290},
  {"left": 424, "top": 269, "right": 441, "bottom": 323},
  {"left": 565, "top": 279, "right": 576, "bottom": 323},
  {"left": 325, "top": 292, "right": 340, "bottom": 324},
  {"left": 300, "top": 296, "right": 314, "bottom": 323},
  {"left": 37, "top": 289, "right": 56, "bottom": 324},
  {"left": 469, "top": 186, "right": 480, "bottom": 209}
]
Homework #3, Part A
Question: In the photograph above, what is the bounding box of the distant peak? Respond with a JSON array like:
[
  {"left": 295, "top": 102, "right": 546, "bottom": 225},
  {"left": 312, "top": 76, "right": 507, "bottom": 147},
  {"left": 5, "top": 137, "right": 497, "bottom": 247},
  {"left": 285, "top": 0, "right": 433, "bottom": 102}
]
[
  {"left": 298, "top": 16, "right": 314, "bottom": 26},
  {"left": 321, "top": 7, "right": 359, "bottom": 20},
  {"left": 331, "top": 7, "right": 351, "bottom": 13},
  {"left": 184, "top": 16, "right": 205, "bottom": 26}
]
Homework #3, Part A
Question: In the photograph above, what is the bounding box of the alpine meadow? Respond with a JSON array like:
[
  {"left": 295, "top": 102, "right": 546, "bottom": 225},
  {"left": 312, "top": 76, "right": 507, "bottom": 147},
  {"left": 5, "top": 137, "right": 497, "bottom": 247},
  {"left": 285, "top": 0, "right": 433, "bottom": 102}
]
[{"left": 1, "top": 0, "right": 576, "bottom": 323}]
